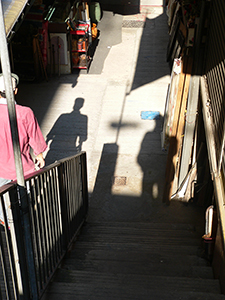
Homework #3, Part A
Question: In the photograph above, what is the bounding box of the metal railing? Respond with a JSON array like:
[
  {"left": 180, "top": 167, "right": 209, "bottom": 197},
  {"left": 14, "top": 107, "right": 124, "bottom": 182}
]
[{"left": 0, "top": 152, "right": 88, "bottom": 299}]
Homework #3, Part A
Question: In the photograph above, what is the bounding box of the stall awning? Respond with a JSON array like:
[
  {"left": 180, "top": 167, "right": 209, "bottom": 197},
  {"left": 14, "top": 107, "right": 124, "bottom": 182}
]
[{"left": 2, "top": 0, "right": 28, "bottom": 36}]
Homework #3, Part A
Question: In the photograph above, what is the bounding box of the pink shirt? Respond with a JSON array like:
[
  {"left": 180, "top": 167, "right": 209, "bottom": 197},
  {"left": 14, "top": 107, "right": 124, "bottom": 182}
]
[{"left": 0, "top": 102, "right": 47, "bottom": 180}]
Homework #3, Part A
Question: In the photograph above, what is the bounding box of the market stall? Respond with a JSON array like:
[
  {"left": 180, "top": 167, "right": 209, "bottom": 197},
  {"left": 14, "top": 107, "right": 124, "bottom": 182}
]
[{"left": 9, "top": 0, "right": 101, "bottom": 80}]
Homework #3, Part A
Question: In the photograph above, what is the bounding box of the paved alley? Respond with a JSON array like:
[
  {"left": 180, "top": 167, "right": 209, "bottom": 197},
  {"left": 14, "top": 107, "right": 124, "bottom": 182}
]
[
  {"left": 17, "top": 1, "right": 217, "bottom": 299},
  {"left": 17, "top": 1, "right": 175, "bottom": 222}
]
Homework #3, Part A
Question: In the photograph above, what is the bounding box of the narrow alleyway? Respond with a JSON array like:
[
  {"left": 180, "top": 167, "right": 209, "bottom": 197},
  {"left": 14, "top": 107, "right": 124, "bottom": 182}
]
[
  {"left": 17, "top": 1, "right": 171, "bottom": 220},
  {"left": 16, "top": 1, "right": 223, "bottom": 299}
]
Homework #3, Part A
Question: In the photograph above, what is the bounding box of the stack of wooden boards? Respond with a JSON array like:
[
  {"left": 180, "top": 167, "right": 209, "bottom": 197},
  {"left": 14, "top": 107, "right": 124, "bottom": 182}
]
[
  {"left": 162, "top": 55, "right": 196, "bottom": 204},
  {"left": 162, "top": 0, "right": 205, "bottom": 205}
]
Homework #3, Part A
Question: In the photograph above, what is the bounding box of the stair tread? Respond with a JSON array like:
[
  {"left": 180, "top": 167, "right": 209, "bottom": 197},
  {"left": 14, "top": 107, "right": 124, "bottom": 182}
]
[
  {"left": 77, "top": 234, "right": 202, "bottom": 245},
  {"left": 42, "top": 284, "right": 225, "bottom": 300},
  {"left": 81, "top": 222, "right": 203, "bottom": 236},
  {"left": 79, "top": 228, "right": 202, "bottom": 238},
  {"left": 44, "top": 219, "right": 221, "bottom": 298},
  {"left": 49, "top": 270, "right": 222, "bottom": 293},
  {"left": 76, "top": 222, "right": 204, "bottom": 246},
  {"left": 83, "top": 221, "right": 202, "bottom": 230},
  {"left": 68, "top": 249, "right": 208, "bottom": 266},
  {"left": 62, "top": 258, "right": 213, "bottom": 278},
  {"left": 71, "top": 240, "right": 202, "bottom": 254}
]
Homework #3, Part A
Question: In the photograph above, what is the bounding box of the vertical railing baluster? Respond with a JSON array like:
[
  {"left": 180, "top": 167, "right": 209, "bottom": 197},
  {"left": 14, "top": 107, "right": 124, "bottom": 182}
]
[{"left": 0, "top": 152, "right": 89, "bottom": 299}]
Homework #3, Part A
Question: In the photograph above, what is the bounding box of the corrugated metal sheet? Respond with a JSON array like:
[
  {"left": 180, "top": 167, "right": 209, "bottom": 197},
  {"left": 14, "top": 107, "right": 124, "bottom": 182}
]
[
  {"left": 2, "top": 0, "right": 28, "bottom": 36},
  {"left": 205, "top": 0, "right": 225, "bottom": 173}
]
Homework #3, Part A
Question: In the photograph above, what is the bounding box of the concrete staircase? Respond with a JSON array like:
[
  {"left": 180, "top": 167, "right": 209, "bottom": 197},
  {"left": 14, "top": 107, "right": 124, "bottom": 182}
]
[
  {"left": 43, "top": 221, "right": 225, "bottom": 299},
  {"left": 38, "top": 5, "right": 220, "bottom": 299}
]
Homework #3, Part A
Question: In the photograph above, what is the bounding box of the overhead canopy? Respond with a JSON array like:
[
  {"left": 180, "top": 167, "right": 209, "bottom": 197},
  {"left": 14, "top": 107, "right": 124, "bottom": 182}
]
[{"left": 2, "top": 0, "right": 28, "bottom": 36}]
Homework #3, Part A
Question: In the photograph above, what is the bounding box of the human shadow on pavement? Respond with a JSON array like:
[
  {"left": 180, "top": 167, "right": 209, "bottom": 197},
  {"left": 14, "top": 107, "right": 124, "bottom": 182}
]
[
  {"left": 45, "top": 97, "right": 88, "bottom": 165},
  {"left": 89, "top": 114, "right": 197, "bottom": 224},
  {"left": 88, "top": 117, "right": 168, "bottom": 223},
  {"left": 137, "top": 116, "right": 166, "bottom": 202}
]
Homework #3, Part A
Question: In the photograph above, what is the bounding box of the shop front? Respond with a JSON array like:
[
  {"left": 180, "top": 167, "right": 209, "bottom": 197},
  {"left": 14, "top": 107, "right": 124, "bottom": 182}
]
[{"left": 9, "top": 0, "right": 102, "bottom": 81}]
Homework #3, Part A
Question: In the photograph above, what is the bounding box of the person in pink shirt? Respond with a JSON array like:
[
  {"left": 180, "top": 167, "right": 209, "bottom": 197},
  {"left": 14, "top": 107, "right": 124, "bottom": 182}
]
[
  {"left": 0, "top": 73, "right": 47, "bottom": 225},
  {"left": 0, "top": 73, "right": 47, "bottom": 184}
]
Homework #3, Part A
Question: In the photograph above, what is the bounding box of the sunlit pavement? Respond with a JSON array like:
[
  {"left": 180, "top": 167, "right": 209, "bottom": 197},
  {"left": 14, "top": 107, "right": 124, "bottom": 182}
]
[{"left": 17, "top": 1, "right": 203, "bottom": 225}]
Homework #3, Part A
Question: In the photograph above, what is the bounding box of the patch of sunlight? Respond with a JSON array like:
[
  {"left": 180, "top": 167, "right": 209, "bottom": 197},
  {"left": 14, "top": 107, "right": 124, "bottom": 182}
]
[
  {"left": 111, "top": 168, "right": 143, "bottom": 197},
  {"left": 112, "top": 187, "right": 143, "bottom": 197},
  {"left": 152, "top": 182, "right": 159, "bottom": 199}
]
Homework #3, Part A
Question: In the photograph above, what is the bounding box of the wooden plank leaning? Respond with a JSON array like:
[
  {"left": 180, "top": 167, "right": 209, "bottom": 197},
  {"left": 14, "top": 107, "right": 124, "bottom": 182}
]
[
  {"left": 172, "top": 56, "right": 193, "bottom": 194},
  {"left": 162, "top": 55, "right": 192, "bottom": 204}
]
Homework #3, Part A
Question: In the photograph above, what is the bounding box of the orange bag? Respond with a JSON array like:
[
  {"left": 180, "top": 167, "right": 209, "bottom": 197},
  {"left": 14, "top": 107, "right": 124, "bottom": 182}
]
[{"left": 92, "top": 23, "right": 98, "bottom": 40}]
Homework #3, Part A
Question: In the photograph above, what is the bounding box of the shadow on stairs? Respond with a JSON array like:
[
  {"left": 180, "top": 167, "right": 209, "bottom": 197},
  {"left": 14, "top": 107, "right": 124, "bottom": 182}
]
[{"left": 42, "top": 221, "right": 225, "bottom": 300}]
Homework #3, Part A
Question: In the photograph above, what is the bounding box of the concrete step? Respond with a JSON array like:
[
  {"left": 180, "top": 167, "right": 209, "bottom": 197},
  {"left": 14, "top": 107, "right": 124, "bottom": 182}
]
[
  {"left": 61, "top": 258, "right": 213, "bottom": 279},
  {"left": 49, "top": 270, "right": 222, "bottom": 295},
  {"left": 67, "top": 248, "right": 208, "bottom": 267},
  {"left": 63, "top": 220, "right": 212, "bottom": 280},
  {"left": 42, "top": 282, "right": 225, "bottom": 300},
  {"left": 77, "top": 227, "right": 201, "bottom": 239},
  {"left": 72, "top": 240, "right": 202, "bottom": 256},
  {"left": 77, "top": 222, "right": 203, "bottom": 246},
  {"left": 81, "top": 221, "right": 203, "bottom": 237},
  {"left": 43, "top": 220, "right": 222, "bottom": 299},
  {"left": 76, "top": 234, "right": 201, "bottom": 246}
]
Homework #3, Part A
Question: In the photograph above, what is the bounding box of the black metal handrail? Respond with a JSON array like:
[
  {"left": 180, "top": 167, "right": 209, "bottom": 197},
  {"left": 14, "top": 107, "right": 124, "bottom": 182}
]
[{"left": 0, "top": 152, "right": 88, "bottom": 299}]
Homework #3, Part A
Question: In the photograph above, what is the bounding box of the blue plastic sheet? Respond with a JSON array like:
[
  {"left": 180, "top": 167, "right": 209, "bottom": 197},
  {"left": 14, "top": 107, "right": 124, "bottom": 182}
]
[{"left": 141, "top": 111, "right": 160, "bottom": 120}]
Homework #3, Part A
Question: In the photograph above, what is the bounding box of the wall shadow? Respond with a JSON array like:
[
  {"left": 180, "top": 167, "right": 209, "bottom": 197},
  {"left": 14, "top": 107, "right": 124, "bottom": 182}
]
[
  {"left": 99, "top": 0, "right": 140, "bottom": 15},
  {"left": 130, "top": 13, "right": 170, "bottom": 92},
  {"left": 44, "top": 97, "right": 88, "bottom": 165},
  {"left": 16, "top": 74, "right": 79, "bottom": 126},
  {"left": 89, "top": 116, "right": 169, "bottom": 223}
]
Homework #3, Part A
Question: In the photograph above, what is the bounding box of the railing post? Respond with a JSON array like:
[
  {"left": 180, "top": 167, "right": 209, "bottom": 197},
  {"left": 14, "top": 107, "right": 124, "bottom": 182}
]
[
  {"left": 58, "top": 164, "right": 70, "bottom": 250},
  {"left": 9, "top": 186, "right": 30, "bottom": 299},
  {"left": 57, "top": 153, "right": 89, "bottom": 250},
  {"left": 80, "top": 153, "right": 89, "bottom": 218},
  {"left": 19, "top": 186, "right": 39, "bottom": 299}
]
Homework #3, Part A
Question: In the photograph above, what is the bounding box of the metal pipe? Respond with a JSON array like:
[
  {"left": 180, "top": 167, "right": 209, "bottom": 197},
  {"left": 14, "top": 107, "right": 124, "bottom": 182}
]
[
  {"left": 0, "top": 0, "right": 25, "bottom": 188},
  {"left": 0, "top": 3, "right": 38, "bottom": 299}
]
